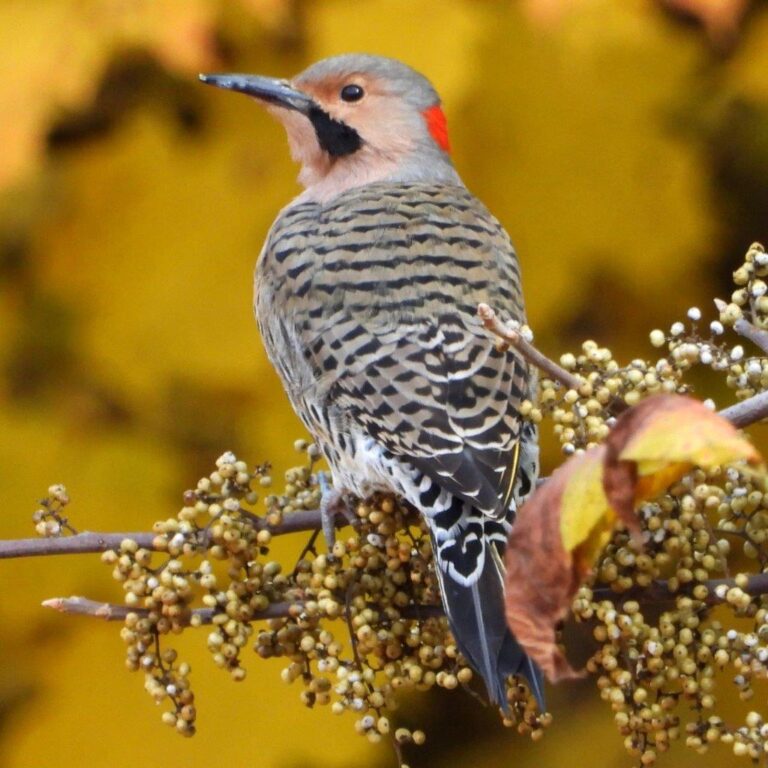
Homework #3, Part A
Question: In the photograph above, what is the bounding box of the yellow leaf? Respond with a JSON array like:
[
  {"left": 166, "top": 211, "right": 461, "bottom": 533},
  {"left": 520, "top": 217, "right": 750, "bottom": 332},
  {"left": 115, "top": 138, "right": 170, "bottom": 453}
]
[
  {"left": 559, "top": 446, "right": 614, "bottom": 559},
  {"left": 634, "top": 462, "right": 693, "bottom": 501},
  {"left": 619, "top": 397, "right": 761, "bottom": 474}
]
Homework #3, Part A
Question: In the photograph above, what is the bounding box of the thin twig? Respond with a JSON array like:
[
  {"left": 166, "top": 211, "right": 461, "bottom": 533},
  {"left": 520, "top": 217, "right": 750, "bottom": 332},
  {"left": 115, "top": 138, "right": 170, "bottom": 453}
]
[
  {"left": 0, "top": 507, "right": 346, "bottom": 560},
  {"left": 42, "top": 597, "right": 137, "bottom": 620},
  {"left": 591, "top": 571, "right": 768, "bottom": 606},
  {"left": 390, "top": 736, "right": 405, "bottom": 768},
  {"left": 734, "top": 318, "right": 768, "bottom": 355},
  {"left": 479, "top": 301, "right": 768, "bottom": 427},
  {"left": 477, "top": 303, "right": 583, "bottom": 390},
  {"left": 345, "top": 585, "right": 364, "bottom": 669},
  {"left": 41, "top": 597, "right": 291, "bottom": 623},
  {"left": 714, "top": 299, "right": 768, "bottom": 355},
  {"left": 42, "top": 571, "right": 768, "bottom": 627},
  {"left": 718, "top": 389, "right": 768, "bottom": 428},
  {"left": 41, "top": 596, "right": 445, "bottom": 623},
  {"left": 0, "top": 532, "right": 159, "bottom": 559},
  {"left": 292, "top": 529, "right": 321, "bottom": 574}
]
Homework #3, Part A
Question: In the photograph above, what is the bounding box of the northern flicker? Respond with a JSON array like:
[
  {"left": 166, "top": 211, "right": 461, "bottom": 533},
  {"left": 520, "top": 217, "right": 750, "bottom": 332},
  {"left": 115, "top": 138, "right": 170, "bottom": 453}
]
[{"left": 200, "top": 54, "right": 545, "bottom": 711}]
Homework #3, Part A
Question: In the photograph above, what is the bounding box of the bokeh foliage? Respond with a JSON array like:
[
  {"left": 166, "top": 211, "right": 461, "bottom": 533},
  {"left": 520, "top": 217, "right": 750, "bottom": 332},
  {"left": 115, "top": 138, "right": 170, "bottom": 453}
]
[{"left": 1, "top": 1, "right": 767, "bottom": 766}]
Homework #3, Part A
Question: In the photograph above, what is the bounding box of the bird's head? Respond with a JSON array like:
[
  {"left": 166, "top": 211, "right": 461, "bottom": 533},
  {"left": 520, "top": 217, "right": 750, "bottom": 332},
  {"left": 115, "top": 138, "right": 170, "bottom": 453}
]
[{"left": 200, "top": 54, "right": 459, "bottom": 200}]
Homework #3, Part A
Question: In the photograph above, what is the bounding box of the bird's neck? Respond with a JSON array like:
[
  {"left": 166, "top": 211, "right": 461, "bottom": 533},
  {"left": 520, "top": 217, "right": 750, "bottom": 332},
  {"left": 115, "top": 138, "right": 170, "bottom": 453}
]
[{"left": 294, "top": 145, "right": 462, "bottom": 204}]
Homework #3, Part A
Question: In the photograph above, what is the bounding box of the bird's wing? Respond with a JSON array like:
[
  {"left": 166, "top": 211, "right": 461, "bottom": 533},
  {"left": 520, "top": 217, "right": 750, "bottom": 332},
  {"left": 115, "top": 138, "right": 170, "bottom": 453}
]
[
  {"left": 320, "top": 312, "right": 530, "bottom": 518},
  {"left": 261, "top": 182, "right": 533, "bottom": 518}
]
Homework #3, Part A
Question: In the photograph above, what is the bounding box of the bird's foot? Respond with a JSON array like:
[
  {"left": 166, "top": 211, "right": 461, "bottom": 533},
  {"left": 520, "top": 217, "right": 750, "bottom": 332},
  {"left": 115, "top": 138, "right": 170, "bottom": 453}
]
[{"left": 317, "top": 471, "right": 353, "bottom": 549}]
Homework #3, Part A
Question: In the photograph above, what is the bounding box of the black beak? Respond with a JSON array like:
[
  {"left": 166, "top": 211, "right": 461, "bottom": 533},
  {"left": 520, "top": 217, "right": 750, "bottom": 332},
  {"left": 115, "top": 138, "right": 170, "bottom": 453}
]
[
  {"left": 198, "top": 73, "right": 315, "bottom": 114},
  {"left": 199, "top": 72, "right": 363, "bottom": 159}
]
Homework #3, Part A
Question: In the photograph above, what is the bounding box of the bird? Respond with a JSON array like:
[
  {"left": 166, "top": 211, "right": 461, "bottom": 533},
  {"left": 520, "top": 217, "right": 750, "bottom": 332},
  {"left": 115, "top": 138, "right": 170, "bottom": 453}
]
[{"left": 199, "top": 53, "right": 545, "bottom": 712}]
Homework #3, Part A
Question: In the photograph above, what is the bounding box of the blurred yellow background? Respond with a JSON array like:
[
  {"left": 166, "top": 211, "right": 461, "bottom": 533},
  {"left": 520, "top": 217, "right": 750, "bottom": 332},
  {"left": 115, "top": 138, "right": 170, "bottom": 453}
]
[{"left": 1, "top": 1, "right": 767, "bottom": 766}]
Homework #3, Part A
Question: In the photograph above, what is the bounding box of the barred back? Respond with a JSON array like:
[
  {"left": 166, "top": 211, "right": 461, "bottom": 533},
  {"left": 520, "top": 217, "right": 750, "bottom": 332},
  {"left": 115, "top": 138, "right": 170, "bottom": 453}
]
[{"left": 257, "top": 182, "right": 530, "bottom": 495}]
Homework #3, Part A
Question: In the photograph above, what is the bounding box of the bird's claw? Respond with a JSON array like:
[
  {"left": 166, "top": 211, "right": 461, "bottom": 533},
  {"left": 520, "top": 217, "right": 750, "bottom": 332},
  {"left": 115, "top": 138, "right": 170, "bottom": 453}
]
[{"left": 318, "top": 471, "right": 345, "bottom": 549}]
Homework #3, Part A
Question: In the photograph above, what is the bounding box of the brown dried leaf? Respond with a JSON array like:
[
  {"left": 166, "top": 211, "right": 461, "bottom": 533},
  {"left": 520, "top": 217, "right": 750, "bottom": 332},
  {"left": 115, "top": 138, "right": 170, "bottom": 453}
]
[
  {"left": 505, "top": 446, "right": 608, "bottom": 682},
  {"left": 506, "top": 394, "right": 762, "bottom": 682}
]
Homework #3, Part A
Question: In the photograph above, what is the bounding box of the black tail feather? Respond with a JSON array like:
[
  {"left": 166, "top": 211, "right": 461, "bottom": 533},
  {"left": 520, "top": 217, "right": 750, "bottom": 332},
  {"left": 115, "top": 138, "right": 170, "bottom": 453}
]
[{"left": 434, "top": 546, "right": 546, "bottom": 713}]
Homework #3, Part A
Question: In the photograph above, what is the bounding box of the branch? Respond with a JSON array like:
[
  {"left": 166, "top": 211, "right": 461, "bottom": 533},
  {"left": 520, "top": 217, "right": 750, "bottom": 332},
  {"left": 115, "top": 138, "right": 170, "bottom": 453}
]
[
  {"left": 42, "top": 571, "right": 768, "bottom": 627},
  {"left": 714, "top": 299, "right": 768, "bottom": 355},
  {"left": 734, "top": 318, "right": 768, "bottom": 355},
  {"left": 0, "top": 531, "right": 159, "bottom": 559},
  {"left": 592, "top": 571, "right": 768, "bottom": 606},
  {"left": 42, "top": 596, "right": 446, "bottom": 623},
  {"left": 0, "top": 507, "right": 346, "bottom": 560},
  {"left": 718, "top": 389, "right": 768, "bottom": 429},
  {"left": 478, "top": 301, "right": 768, "bottom": 428},
  {"left": 477, "top": 303, "right": 583, "bottom": 391}
]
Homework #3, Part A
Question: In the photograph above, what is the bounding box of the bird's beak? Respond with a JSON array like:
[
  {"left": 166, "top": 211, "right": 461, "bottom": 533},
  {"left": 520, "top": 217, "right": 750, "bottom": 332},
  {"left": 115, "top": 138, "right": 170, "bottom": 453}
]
[{"left": 198, "top": 73, "right": 314, "bottom": 114}]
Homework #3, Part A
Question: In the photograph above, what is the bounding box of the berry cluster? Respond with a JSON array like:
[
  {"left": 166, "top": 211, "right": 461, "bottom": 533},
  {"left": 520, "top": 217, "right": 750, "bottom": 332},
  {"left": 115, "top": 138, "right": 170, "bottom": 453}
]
[
  {"left": 32, "top": 484, "right": 75, "bottom": 537},
  {"left": 90, "top": 445, "right": 546, "bottom": 757},
  {"left": 101, "top": 453, "right": 271, "bottom": 735},
  {"left": 524, "top": 346, "right": 685, "bottom": 455},
  {"left": 570, "top": 464, "right": 768, "bottom": 764},
  {"left": 536, "top": 243, "right": 768, "bottom": 764}
]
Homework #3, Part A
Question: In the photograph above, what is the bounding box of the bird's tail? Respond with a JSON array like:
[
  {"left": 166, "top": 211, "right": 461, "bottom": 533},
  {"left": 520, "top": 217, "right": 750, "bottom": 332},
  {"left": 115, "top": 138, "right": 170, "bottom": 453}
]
[{"left": 431, "top": 534, "right": 545, "bottom": 714}]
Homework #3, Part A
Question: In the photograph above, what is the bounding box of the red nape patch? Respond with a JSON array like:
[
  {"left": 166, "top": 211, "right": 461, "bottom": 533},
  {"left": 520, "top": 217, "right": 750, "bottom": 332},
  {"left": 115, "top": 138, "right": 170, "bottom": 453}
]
[{"left": 423, "top": 105, "right": 450, "bottom": 153}]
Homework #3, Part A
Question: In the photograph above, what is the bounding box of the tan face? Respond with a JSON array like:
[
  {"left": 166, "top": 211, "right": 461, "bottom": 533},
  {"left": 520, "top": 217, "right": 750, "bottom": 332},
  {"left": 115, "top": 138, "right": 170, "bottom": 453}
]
[
  {"left": 295, "top": 72, "right": 395, "bottom": 132},
  {"left": 271, "top": 71, "right": 421, "bottom": 178}
]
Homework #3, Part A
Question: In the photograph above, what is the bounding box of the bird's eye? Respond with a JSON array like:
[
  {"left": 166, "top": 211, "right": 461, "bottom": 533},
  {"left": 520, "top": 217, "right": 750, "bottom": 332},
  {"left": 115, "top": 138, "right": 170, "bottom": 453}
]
[{"left": 340, "top": 84, "right": 365, "bottom": 102}]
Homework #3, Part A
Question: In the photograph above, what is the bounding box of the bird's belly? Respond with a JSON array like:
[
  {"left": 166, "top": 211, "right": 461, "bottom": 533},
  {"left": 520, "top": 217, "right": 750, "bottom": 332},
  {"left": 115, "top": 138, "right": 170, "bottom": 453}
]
[
  {"left": 299, "top": 401, "right": 403, "bottom": 498},
  {"left": 328, "top": 437, "right": 397, "bottom": 498}
]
